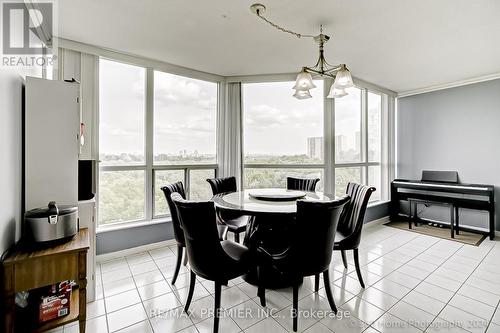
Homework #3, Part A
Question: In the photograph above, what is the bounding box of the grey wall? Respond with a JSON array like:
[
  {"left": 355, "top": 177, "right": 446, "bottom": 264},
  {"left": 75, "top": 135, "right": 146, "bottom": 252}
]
[
  {"left": 397, "top": 78, "right": 500, "bottom": 231},
  {"left": 0, "top": 71, "right": 23, "bottom": 257},
  {"left": 365, "top": 202, "right": 389, "bottom": 222},
  {"left": 97, "top": 221, "right": 174, "bottom": 254}
]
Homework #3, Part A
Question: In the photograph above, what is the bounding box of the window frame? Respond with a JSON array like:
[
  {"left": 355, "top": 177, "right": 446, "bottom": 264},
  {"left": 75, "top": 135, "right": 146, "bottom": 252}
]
[
  {"left": 332, "top": 86, "right": 387, "bottom": 199},
  {"left": 241, "top": 80, "right": 326, "bottom": 191},
  {"left": 241, "top": 77, "right": 391, "bottom": 201},
  {"left": 95, "top": 54, "right": 394, "bottom": 229},
  {"left": 98, "top": 60, "right": 219, "bottom": 228}
]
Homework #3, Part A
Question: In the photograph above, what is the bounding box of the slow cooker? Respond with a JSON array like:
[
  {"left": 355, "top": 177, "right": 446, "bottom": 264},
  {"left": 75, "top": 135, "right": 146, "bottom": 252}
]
[{"left": 24, "top": 201, "right": 79, "bottom": 243}]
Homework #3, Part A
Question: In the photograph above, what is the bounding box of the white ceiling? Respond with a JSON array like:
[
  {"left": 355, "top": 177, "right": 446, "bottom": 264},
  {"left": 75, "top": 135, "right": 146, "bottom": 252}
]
[{"left": 58, "top": 0, "right": 500, "bottom": 93}]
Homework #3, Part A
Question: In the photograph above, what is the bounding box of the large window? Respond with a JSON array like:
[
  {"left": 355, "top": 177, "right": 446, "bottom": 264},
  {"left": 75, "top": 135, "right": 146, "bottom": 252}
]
[
  {"left": 334, "top": 87, "right": 383, "bottom": 200},
  {"left": 243, "top": 81, "right": 387, "bottom": 200},
  {"left": 243, "top": 81, "right": 325, "bottom": 190},
  {"left": 99, "top": 58, "right": 390, "bottom": 225},
  {"left": 99, "top": 59, "right": 218, "bottom": 225},
  {"left": 152, "top": 71, "right": 217, "bottom": 217},
  {"left": 99, "top": 60, "right": 146, "bottom": 224}
]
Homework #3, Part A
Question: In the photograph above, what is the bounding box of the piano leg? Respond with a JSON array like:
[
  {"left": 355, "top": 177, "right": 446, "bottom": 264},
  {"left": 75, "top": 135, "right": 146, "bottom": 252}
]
[
  {"left": 454, "top": 206, "right": 460, "bottom": 235},
  {"left": 413, "top": 202, "right": 417, "bottom": 227},
  {"left": 408, "top": 201, "right": 412, "bottom": 230},
  {"left": 489, "top": 209, "right": 495, "bottom": 240},
  {"left": 450, "top": 205, "right": 455, "bottom": 239}
]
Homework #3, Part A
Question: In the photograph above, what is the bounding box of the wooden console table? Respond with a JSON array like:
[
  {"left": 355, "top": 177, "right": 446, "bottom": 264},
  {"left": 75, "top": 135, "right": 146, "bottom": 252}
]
[{"left": 3, "top": 228, "right": 89, "bottom": 333}]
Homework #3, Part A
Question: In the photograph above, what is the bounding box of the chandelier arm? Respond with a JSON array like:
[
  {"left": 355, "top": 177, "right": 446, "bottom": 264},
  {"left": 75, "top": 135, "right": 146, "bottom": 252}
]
[
  {"left": 324, "top": 65, "right": 343, "bottom": 73},
  {"left": 303, "top": 67, "right": 322, "bottom": 75},
  {"left": 253, "top": 9, "right": 315, "bottom": 39}
]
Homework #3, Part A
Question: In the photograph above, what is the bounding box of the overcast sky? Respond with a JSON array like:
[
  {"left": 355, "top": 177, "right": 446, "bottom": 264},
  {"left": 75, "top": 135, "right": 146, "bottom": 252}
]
[{"left": 99, "top": 59, "right": 364, "bottom": 157}]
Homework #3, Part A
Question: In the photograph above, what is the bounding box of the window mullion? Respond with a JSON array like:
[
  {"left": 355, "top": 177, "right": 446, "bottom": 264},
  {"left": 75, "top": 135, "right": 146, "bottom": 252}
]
[
  {"left": 185, "top": 168, "right": 190, "bottom": 199},
  {"left": 324, "top": 78, "right": 335, "bottom": 195},
  {"left": 145, "top": 68, "right": 154, "bottom": 221},
  {"left": 362, "top": 88, "right": 368, "bottom": 184}
]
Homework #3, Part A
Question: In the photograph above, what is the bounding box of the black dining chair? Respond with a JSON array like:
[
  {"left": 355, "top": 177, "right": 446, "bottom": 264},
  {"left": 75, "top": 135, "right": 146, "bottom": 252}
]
[
  {"left": 206, "top": 176, "right": 251, "bottom": 243},
  {"left": 257, "top": 195, "right": 350, "bottom": 332},
  {"left": 170, "top": 193, "right": 262, "bottom": 333},
  {"left": 161, "top": 182, "right": 228, "bottom": 285},
  {"left": 286, "top": 177, "right": 320, "bottom": 192},
  {"left": 334, "top": 183, "right": 375, "bottom": 288}
]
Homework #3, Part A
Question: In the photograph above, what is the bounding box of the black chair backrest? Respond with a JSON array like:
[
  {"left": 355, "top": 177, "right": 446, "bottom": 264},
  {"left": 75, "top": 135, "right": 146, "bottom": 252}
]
[
  {"left": 160, "top": 182, "right": 187, "bottom": 245},
  {"left": 287, "top": 177, "right": 320, "bottom": 192},
  {"left": 337, "top": 183, "right": 376, "bottom": 248},
  {"left": 207, "top": 176, "right": 237, "bottom": 195},
  {"left": 170, "top": 193, "right": 231, "bottom": 281},
  {"left": 292, "top": 195, "right": 350, "bottom": 276}
]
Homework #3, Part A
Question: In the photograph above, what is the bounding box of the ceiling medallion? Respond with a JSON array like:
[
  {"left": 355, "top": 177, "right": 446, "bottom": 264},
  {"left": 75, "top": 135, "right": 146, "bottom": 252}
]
[{"left": 250, "top": 3, "right": 354, "bottom": 99}]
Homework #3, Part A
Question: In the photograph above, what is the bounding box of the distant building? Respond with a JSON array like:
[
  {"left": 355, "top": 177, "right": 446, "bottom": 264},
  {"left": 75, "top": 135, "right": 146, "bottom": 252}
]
[
  {"left": 335, "top": 135, "right": 347, "bottom": 154},
  {"left": 307, "top": 137, "right": 323, "bottom": 160}
]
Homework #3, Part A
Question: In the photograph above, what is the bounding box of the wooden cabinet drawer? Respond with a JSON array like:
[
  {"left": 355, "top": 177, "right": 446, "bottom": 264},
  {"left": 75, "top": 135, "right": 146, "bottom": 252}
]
[{"left": 14, "top": 253, "right": 79, "bottom": 292}]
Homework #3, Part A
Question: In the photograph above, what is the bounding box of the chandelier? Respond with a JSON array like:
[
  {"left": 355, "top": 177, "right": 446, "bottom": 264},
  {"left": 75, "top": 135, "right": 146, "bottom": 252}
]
[{"left": 250, "top": 3, "right": 354, "bottom": 99}]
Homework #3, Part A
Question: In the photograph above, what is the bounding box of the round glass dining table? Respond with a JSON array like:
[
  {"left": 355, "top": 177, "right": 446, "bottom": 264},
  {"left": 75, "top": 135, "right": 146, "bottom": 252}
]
[
  {"left": 213, "top": 188, "right": 336, "bottom": 288},
  {"left": 213, "top": 188, "right": 334, "bottom": 215}
]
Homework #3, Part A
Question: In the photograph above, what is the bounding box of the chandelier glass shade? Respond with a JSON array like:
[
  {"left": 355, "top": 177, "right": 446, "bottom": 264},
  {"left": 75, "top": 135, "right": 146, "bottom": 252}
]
[
  {"left": 327, "top": 86, "right": 348, "bottom": 98},
  {"left": 332, "top": 65, "right": 354, "bottom": 90},
  {"left": 293, "top": 89, "right": 313, "bottom": 99},
  {"left": 250, "top": 3, "right": 354, "bottom": 100},
  {"left": 292, "top": 70, "right": 316, "bottom": 91}
]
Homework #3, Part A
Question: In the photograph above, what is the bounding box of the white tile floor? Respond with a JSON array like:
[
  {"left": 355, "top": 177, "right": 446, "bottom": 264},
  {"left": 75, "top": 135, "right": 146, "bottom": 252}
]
[{"left": 51, "top": 223, "right": 500, "bottom": 333}]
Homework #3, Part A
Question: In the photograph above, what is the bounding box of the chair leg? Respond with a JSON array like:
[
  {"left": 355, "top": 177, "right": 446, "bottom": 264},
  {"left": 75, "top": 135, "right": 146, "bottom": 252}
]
[
  {"left": 234, "top": 232, "right": 240, "bottom": 243},
  {"left": 341, "top": 250, "right": 348, "bottom": 269},
  {"left": 172, "top": 244, "right": 183, "bottom": 285},
  {"left": 314, "top": 274, "right": 320, "bottom": 293},
  {"left": 214, "top": 282, "right": 222, "bottom": 333},
  {"left": 257, "top": 266, "right": 266, "bottom": 307},
  {"left": 353, "top": 249, "right": 365, "bottom": 288},
  {"left": 323, "top": 270, "right": 338, "bottom": 314},
  {"left": 184, "top": 270, "right": 196, "bottom": 313},
  {"left": 292, "top": 283, "right": 299, "bottom": 332},
  {"left": 183, "top": 248, "right": 188, "bottom": 266}
]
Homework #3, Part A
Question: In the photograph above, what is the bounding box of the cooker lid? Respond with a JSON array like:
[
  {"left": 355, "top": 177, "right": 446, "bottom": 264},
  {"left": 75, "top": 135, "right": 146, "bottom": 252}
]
[{"left": 25, "top": 201, "right": 78, "bottom": 218}]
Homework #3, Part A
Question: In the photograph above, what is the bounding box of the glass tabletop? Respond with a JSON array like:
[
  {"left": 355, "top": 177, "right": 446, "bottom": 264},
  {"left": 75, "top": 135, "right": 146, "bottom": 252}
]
[{"left": 213, "top": 188, "right": 335, "bottom": 215}]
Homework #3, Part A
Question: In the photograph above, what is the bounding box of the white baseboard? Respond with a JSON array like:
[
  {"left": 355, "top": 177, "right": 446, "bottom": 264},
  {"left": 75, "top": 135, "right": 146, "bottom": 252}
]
[{"left": 97, "top": 239, "right": 177, "bottom": 263}]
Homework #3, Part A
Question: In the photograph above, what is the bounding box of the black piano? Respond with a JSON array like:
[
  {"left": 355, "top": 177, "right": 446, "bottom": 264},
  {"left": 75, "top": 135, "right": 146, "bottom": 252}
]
[{"left": 390, "top": 171, "right": 495, "bottom": 239}]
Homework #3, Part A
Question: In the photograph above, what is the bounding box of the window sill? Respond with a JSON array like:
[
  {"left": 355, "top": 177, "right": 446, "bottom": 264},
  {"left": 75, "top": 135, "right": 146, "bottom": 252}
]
[{"left": 97, "top": 217, "right": 172, "bottom": 234}]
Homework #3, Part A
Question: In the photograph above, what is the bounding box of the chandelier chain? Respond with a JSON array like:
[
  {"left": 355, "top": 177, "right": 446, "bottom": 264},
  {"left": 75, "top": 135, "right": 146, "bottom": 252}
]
[{"left": 255, "top": 10, "right": 315, "bottom": 39}]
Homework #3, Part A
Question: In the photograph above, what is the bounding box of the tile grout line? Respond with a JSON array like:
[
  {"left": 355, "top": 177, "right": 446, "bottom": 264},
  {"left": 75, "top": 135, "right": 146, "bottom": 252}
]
[
  {"left": 125, "top": 252, "right": 164, "bottom": 333},
  {"left": 148, "top": 247, "right": 204, "bottom": 333},
  {"left": 97, "top": 261, "right": 112, "bottom": 333},
  {"left": 365, "top": 236, "right": 466, "bottom": 332},
  {"left": 325, "top": 230, "right": 425, "bottom": 329},
  {"left": 93, "top": 228, "right": 498, "bottom": 333},
  {"left": 425, "top": 244, "right": 497, "bottom": 333},
  {"left": 389, "top": 242, "right": 495, "bottom": 333},
  {"left": 484, "top": 299, "right": 500, "bottom": 332}
]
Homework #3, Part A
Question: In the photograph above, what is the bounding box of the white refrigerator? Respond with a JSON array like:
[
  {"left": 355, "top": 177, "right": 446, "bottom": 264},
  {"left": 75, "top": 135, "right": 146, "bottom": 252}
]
[
  {"left": 25, "top": 77, "right": 80, "bottom": 210},
  {"left": 25, "top": 77, "right": 96, "bottom": 302}
]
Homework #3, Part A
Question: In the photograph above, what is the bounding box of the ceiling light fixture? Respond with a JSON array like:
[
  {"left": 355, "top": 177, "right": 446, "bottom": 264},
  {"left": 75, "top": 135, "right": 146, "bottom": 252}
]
[{"left": 250, "top": 3, "right": 354, "bottom": 99}]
